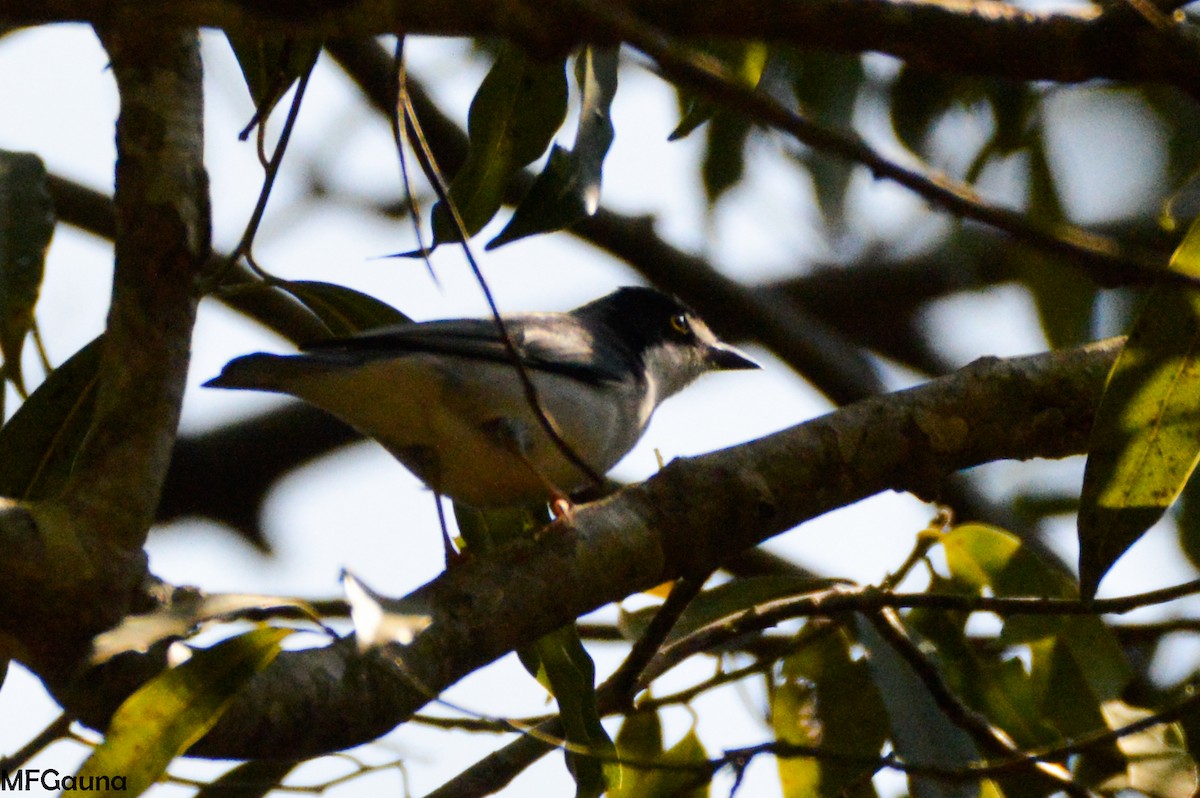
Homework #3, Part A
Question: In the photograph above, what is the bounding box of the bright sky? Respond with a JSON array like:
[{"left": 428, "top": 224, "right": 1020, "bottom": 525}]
[{"left": 0, "top": 22, "right": 1193, "bottom": 798}]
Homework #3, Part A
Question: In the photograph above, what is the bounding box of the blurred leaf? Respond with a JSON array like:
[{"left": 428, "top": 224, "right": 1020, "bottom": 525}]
[
  {"left": 431, "top": 44, "right": 568, "bottom": 246},
  {"left": 1177, "top": 469, "right": 1200, "bottom": 573},
  {"left": 942, "top": 524, "right": 1130, "bottom": 783},
  {"left": 613, "top": 712, "right": 709, "bottom": 798},
  {"left": 489, "top": 46, "right": 618, "bottom": 248},
  {"left": 225, "top": 33, "right": 321, "bottom": 129},
  {"left": 789, "top": 51, "right": 864, "bottom": 228},
  {"left": 92, "top": 591, "right": 325, "bottom": 665},
  {"left": 0, "top": 149, "right": 54, "bottom": 395},
  {"left": 1078, "top": 286, "right": 1200, "bottom": 599},
  {"left": 67, "top": 627, "right": 289, "bottom": 798},
  {"left": 774, "top": 628, "right": 885, "bottom": 798},
  {"left": 276, "top": 280, "right": 411, "bottom": 337},
  {"left": 670, "top": 43, "right": 768, "bottom": 141},
  {"left": 193, "top": 759, "right": 298, "bottom": 798},
  {"left": 701, "top": 112, "right": 752, "bottom": 205},
  {"left": 890, "top": 66, "right": 970, "bottom": 157},
  {"left": 854, "top": 614, "right": 981, "bottom": 798},
  {"left": 0, "top": 336, "right": 101, "bottom": 499},
  {"left": 1099, "top": 700, "right": 1197, "bottom": 798},
  {"left": 1017, "top": 139, "right": 1095, "bottom": 349},
  {"left": 982, "top": 82, "right": 1036, "bottom": 157}
]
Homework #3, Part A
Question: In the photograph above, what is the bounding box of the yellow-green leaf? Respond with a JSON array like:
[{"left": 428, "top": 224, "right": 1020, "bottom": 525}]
[
  {"left": 66, "top": 627, "right": 290, "bottom": 798},
  {"left": 1078, "top": 286, "right": 1200, "bottom": 598},
  {"left": 1099, "top": 700, "right": 1197, "bottom": 798}
]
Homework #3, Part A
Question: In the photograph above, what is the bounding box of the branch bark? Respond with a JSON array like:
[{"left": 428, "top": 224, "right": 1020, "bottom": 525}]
[
  {"left": 7, "top": 0, "right": 1200, "bottom": 94},
  {"left": 0, "top": 24, "right": 208, "bottom": 688}
]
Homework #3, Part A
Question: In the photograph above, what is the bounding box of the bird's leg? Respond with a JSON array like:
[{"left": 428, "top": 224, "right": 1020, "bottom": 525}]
[{"left": 483, "top": 416, "right": 575, "bottom": 520}]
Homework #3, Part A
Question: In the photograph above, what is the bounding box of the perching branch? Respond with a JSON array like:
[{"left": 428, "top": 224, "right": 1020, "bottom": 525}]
[{"left": 58, "top": 337, "right": 1120, "bottom": 760}]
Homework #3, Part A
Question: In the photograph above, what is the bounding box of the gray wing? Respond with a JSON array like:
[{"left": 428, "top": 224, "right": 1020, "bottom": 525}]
[{"left": 303, "top": 314, "right": 630, "bottom": 384}]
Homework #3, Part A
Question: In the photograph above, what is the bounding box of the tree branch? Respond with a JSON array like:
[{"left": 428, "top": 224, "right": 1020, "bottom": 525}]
[{"left": 8, "top": 0, "right": 1200, "bottom": 94}]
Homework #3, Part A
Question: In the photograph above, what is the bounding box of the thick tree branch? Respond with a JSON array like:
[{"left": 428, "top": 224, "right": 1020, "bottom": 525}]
[
  {"left": 63, "top": 24, "right": 210, "bottom": 546},
  {"left": 61, "top": 338, "right": 1119, "bottom": 759},
  {"left": 8, "top": 0, "right": 1200, "bottom": 94},
  {"left": 0, "top": 25, "right": 209, "bottom": 688}
]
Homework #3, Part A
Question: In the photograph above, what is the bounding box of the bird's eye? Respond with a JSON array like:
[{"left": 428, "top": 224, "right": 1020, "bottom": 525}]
[{"left": 669, "top": 313, "right": 691, "bottom": 336}]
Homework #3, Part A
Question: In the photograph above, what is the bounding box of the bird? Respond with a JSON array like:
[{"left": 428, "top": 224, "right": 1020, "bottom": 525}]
[{"left": 205, "top": 286, "right": 759, "bottom": 511}]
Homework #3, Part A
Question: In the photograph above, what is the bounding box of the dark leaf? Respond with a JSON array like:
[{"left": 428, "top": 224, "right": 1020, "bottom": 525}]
[
  {"left": 0, "top": 337, "right": 101, "bottom": 499},
  {"left": 431, "top": 45, "right": 568, "bottom": 246},
  {"left": 225, "top": 33, "right": 321, "bottom": 132},
  {"left": 277, "top": 280, "right": 411, "bottom": 337},
  {"left": 489, "top": 46, "right": 618, "bottom": 248},
  {"left": 193, "top": 759, "right": 299, "bottom": 798},
  {"left": 0, "top": 149, "right": 54, "bottom": 395}
]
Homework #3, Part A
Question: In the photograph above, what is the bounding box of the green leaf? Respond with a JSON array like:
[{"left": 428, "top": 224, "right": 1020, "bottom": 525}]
[
  {"left": 889, "top": 66, "right": 967, "bottom": 156},
  {"left": 431, "top": 44, "right": 568, "bottom": 246},
  {"left": 225, "top": 33, "right": 321, "bottom": 128},
  {"left": 1099, "top": 700, "right": 1198, "bottom": 798},
  {"left": 1077, "top": 286, "right": 1200, "bottom": 598},
  {"left": 67, "top": 627, "right": 290, "bottom": 798},
  {"left": 193, "top": 759, "right": 298, "bottom": 798},
  {"left": 277, "top": 280, "right": 411, "bottom": 337},
  {"left": 612, "top": 712, "right": 709, "bottom": 798},
  {"left": 488, "top": 46, "right": 618, "bottom": 248},
  {"left": 774, "top": 628, "right": 885, "bottom": 798},
  {"left": 0, "top": 149, "right": 54, "bottom": 395},
  {"left": 787, "top": 51, "right": 864, "bottom": 228},
  {"left": 0, "top": 337, "right": 102, "bottom": 499},
  {"left": 941, "top": 524, "right": 1131, "bottom": 784},
  {"left": 701, "top": 112, "right": 751, "bottom": 205},
  {"left": 527, "top": 625, "right": 616, "bottom": 798}
]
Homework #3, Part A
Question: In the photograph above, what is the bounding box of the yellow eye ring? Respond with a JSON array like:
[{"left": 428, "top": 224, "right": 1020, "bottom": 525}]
[{"left": 670, "top": 313, "right": 691, "bottom": 335}]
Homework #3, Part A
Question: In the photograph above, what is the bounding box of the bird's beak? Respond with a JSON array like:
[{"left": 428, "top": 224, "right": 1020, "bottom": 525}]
[{"left": 708, "top": 343, "right": 760, "bottom": 371}]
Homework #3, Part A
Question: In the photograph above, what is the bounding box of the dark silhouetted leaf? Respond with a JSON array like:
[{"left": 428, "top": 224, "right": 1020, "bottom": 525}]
[
  {"left": 430, "top": 45, "right": 567, "bottom": 246},
  {"left": 855, "top": 614, "right": 980, "bottom": 798},
  {"left": 0, "top": 149, "right": 54, "bottom": 395},
  {"left": 225, "top": 33, "right": 321, "bottom": 131},
  {"left": 193, "top": 759, "right": 298, "bottom": 798},
  {"left": 278, "top": 280, "right": 410, "bottom": 337},
  {"left": 489, "top": 46, "right": 618, "bottom": 248},
  {"left": 0, "top": 337, "right": 101, "bottom": 499},
  {"left": 1017, "top": 139, "right": 1095, "bottom": 349}
]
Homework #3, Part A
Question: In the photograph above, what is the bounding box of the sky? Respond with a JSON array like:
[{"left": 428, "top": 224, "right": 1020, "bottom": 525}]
[{"left": 0, "top": 21, "right": 1196, "bottom": 798}]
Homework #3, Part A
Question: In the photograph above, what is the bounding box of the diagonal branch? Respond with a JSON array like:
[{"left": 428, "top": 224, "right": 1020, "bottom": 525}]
[{"left": 58, "top": 337, "right": 1119, "bottom": 760}]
